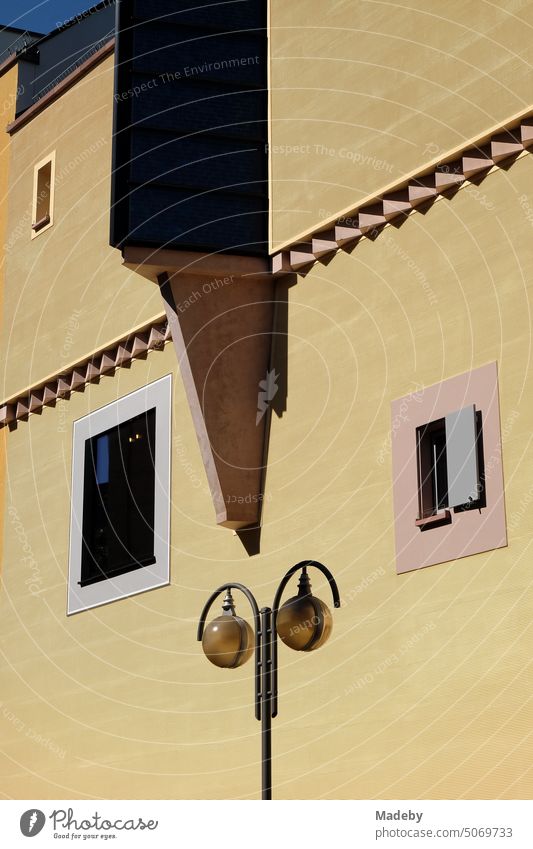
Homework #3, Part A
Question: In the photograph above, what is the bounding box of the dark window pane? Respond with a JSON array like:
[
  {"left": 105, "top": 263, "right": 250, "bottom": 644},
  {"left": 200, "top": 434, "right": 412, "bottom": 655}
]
[
  {"left": 416, "top": 418, "right": 448, "bottom": 517},
  {"left": 80, "top": 408, "right": 156, "bottom": 587},
  {"left": 430, "top": 429, "right": 448, "bottom": 511}
]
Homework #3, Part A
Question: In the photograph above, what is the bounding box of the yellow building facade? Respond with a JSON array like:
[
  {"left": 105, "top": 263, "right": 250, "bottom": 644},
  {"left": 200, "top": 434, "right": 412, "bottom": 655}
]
[
  {"left": 0, "top": 60, "right": 19, "bottom": 598},
  {"left": 0, "top": 1, "right": 532, "bottom": 800}
]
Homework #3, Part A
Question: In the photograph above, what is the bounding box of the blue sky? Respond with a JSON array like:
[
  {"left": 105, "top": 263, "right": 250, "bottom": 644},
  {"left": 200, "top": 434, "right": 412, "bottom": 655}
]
[{"left": 0, "top": 0, "right": 97, "bottom": 34}]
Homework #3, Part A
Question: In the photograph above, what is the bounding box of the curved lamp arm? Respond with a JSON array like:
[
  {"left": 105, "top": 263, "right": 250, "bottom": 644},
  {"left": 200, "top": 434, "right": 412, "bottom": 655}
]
[
  {"left": 197, "top": 582, "right": 262, "bottom": 721},
  {"left": 271, "top": 561, "right": 341, "bottom": 718},
  {"left": 272, "top": 560, "right": 341, "bottom": 614}
]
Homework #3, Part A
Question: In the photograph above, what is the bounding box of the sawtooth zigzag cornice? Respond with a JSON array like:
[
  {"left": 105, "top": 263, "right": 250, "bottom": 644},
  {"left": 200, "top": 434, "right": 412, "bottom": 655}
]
[
  {"left": 272, "top": 113, "right": 533, "bottom": 275},
  {"left": 0, "top": 320, "right": 171, "bottom": 429}
]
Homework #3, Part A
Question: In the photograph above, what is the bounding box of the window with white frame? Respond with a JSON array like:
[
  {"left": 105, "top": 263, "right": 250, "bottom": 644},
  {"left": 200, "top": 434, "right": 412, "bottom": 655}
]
[
  {"left": 32, "top": 152, "right": 55, "bottom": 237},
  {"left": 68, "top": 375, "right": 172, "bottom": 614}
]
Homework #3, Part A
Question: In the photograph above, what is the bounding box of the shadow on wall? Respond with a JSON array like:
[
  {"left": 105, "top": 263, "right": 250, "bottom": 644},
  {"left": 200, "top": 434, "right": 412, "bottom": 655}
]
[{"left": 237, "top": 273, "right": 297, "bottom": 556}]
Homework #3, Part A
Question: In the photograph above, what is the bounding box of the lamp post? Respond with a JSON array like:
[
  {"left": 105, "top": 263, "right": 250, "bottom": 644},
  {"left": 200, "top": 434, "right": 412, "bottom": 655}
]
[{"left": 197, "top": 560, "right": 341, "bottom": 800}]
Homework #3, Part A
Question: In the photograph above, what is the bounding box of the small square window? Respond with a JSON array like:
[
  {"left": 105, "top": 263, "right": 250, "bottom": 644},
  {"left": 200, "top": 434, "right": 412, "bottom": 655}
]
[
  {"left": 68, "top": 375, "right": 171, "bottom": 614},
  {"left": 32, "top": 153, "right": 55, "bottom": 237},
  {"left": 415, "top": 406, "right": 485, "bottom": 526},
  {"left": 391, "top": 363, "right": 507, "bottom": 573}
]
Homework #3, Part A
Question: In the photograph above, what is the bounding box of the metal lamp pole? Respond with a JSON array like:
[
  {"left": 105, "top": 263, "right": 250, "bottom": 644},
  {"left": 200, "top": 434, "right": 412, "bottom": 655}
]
[{"left": 197, "top": 560, "right": 341, "bottom": 800}]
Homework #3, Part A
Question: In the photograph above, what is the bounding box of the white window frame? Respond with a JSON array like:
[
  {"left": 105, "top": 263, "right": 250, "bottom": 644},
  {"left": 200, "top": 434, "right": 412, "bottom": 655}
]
[
  {"left": 67, "top": 374, "right": 172, "bottom": 615},
  {"left": 31, "top": 151, "right": 56, "bottom": 239}
]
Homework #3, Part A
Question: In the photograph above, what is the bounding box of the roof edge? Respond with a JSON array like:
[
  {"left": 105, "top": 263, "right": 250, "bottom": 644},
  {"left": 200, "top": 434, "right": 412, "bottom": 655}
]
[
  {"left": 10, "top": 1, "right": 114, "bottom": 52},
  {"left": 5, "top": 38, "right": 115, "bottom": 134}
]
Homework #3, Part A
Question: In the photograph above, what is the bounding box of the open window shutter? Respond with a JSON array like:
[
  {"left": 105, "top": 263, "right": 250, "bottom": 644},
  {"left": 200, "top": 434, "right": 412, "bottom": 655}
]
[{"left": 445, "top": 404, "right": 479, "bottom": 507}]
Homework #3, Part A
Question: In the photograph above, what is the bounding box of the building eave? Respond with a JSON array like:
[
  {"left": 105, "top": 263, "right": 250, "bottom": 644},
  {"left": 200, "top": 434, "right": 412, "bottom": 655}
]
[
  {"left": 5, "top": 37, "right": 115, "bottom": 134},
  {"left": 122, "top": 246, "right": 270, "bottom": 284}
]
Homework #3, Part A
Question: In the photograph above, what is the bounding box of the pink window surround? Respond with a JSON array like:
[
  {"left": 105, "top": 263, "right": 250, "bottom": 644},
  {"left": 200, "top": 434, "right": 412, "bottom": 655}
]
[{"left": 391, "top": 362, "right": 507, "bottom": 574}]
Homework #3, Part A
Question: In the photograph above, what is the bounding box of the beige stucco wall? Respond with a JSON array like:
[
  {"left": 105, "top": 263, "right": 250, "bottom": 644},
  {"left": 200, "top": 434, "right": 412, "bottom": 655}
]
[
  {"left": 0, "top": 54, "right": 164, "bottom": 403},
  {"left": 270, "top": 0, "right": 533, "bottom": 249},
  {"left": 0, "top": 64, "right": 19, "bottom": 579},
  {"left": 1, "top": 151, "right": 533, "bottom": 799}
]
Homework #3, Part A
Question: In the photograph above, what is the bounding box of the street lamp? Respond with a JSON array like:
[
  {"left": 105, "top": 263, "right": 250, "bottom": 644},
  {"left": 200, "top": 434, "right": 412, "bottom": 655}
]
[{"left": 197, "top": 560, "right": 341, "bottom": 800}]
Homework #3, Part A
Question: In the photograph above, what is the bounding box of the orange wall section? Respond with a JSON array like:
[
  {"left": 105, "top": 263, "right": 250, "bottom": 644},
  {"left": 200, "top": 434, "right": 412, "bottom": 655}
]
[{"left": 0, "top": 64, "right": 19, "bottom": 574}]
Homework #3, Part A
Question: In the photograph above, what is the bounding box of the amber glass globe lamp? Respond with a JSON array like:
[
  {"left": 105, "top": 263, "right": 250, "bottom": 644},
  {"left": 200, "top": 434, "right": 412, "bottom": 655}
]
[
  {"left": 202, "top": 589, "right": 254, "bottom": 668},
  {"left": 276, "top": 567, "right": 333, "bottom": 652}
]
